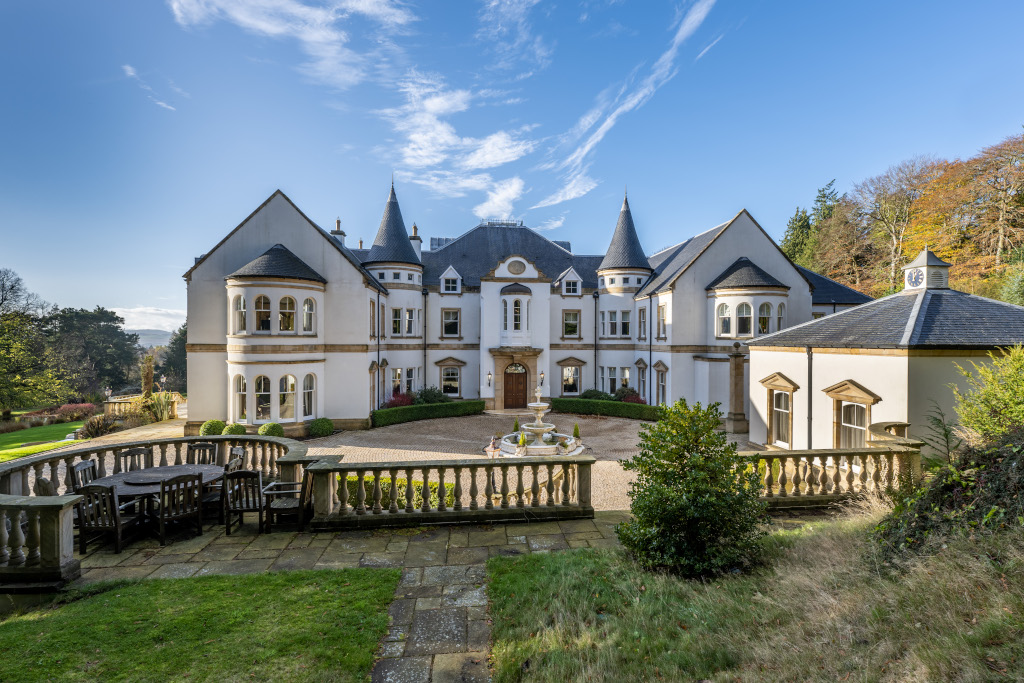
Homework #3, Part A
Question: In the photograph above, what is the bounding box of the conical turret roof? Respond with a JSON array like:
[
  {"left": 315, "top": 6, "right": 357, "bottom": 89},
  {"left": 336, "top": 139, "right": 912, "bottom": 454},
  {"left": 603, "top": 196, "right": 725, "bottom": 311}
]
[
  {"left": 365, "top": 184, "right": 420, "bottom": 265},
  {"left": 598, "top": 195, "right": 650, "bottom": 271}
]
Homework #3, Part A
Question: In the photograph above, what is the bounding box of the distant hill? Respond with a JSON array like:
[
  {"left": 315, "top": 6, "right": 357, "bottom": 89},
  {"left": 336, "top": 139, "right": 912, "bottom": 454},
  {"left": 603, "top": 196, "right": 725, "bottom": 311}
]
[{"left": 130, "top": 329, "right": 172, "bottom": 348}]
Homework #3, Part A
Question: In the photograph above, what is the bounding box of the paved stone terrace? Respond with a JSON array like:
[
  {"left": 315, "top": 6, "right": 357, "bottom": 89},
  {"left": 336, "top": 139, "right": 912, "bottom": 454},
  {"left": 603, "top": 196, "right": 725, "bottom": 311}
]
[{"left": 72, "top": 511, "right": 630, "bottom": 683}]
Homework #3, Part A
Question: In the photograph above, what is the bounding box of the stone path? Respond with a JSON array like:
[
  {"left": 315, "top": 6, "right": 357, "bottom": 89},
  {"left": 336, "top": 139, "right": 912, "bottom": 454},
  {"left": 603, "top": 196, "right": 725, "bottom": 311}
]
[{"left": 72, "top": 510, "right": 630, "bottom": 683}]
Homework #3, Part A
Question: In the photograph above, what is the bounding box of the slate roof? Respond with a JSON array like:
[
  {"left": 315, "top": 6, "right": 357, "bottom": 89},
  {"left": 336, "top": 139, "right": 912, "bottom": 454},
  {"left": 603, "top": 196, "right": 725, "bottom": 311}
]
[
  {"left": 227, "top": 244, "right": 326, "bottom": 283},
  {"left": 635, "top": 219, "right": 730, "bottom": 297},
  {"left": 598, "top": 196, "right": 651, "bottom": 271},
  {"left": 406, "top": 223, "right": 605, "bottom": 288},
  {"left": 707, "top": 257, "right": 789, "bottom": 290},
  {"left": 905, "top": 249, "right": 952, "bottom": 269},
  {"left": 364, "top": 185, "right": 420, "bottom": 266},
  {"left": 747, "top": 288, "right": 1024, "bottom": 349},
  {"left": 796, "top": 267, "right": 873, "bottom": 306}
]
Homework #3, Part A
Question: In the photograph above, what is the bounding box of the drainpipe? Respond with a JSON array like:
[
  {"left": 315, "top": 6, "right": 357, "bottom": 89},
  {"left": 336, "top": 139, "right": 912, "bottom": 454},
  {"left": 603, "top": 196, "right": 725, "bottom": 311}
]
[
  {"left": 376, "top": 288, "right": 381, "bottom": 408},
  {"left": 806, "top": 345, "right": 813, "bottom": 449},
  {"left": 648, "top": 298, "right": 653, "bottom": 405},
  {"left": 592, "top": 290, "right": 600, "bottom": 390},
  {"left": 422, "top": 287, "right": 428, "bottom": 392}
]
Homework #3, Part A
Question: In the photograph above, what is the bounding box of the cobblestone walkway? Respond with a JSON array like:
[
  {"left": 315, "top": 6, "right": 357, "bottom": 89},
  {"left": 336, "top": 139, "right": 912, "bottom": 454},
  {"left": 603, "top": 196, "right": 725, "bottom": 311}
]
[{"left": 72, "top": 510, "right": 630, "bottom": 683}]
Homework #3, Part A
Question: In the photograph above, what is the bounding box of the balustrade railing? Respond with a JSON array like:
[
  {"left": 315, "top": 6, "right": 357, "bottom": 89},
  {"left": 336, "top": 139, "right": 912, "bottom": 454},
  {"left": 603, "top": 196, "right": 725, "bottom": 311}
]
[
  {"left": 0, "top": 435, "right": 313, "bottom": 586},
  {"left": 305, "top": 455, "right": 595, "bottom": 529},
  {"left": 738, "top": 422, "right": 923, "bottom": 507}
]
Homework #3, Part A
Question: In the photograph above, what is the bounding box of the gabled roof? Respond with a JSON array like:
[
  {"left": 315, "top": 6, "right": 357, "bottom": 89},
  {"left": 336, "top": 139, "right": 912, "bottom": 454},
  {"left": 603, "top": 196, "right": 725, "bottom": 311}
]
[
  {"left": 227, "top": 244, "right": 326, "bottom": 283},
  {"left": 598, "top": 195, "right": 651, "bottom": 271},
  {"left": 747, "top": 288, "right": 1024, "bottom": 349},
  {"left": 500, "top": 282, "right": 532, "bottom": 295},
  {"left": 182, "top": 190, "right": 386, "bottom": 293},
  {"left": 416, "top": 223, "right": 604, "bottom": 288},
  {"left": 796, "top": 266, "right": 873, "bottom": 306},
  {"left": 706, "top": 257, "right": 788, "bottom": 291},
  {"left": 365, "top": 184, "right": 420, "bottom": 266},
  {"left": 636, "top": 209, "right": 812, "bottom": 299}
]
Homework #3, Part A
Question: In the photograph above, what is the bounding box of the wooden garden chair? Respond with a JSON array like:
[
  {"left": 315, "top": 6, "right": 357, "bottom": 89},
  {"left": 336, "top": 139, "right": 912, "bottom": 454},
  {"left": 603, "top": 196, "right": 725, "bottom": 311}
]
[
  {"left": 262, "top": 470, "right": 312, "bottom": 533},
  {"left": 156, "top": 473, "right": 203, "bottom": 546},
  {"left": 77, "top": 484, "right": 143, "bottom": 554},
  {"left": 187, "top": 442, "right": 218, "bottom": 466},
  {"left": 223, "top": 470, "right": 264, "bottom": 535}
]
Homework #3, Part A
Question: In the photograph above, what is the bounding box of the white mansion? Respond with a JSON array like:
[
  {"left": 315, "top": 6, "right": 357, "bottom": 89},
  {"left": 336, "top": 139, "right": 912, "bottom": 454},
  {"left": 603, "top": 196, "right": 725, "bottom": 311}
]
[{"left": 183, "top": 186, "right": 870, "bottom": 434}]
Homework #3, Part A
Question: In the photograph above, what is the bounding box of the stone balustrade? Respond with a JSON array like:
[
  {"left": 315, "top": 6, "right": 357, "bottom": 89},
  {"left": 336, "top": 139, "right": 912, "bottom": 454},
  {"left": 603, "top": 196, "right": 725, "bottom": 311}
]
[
  {"left": 103, "top": 392, "right": 185, "bottom": 419},
  {"left": 305, "top": 455, "right": 595, "bottom": 530},
  {"left": 0, "top": 494, "right": 82, "bottom": 584},
  {"left": 738, "top": 421, "right": 923, "bottom": 508},
  {"left": 0, "top": 435, "right": 314, "bottom": 587}
]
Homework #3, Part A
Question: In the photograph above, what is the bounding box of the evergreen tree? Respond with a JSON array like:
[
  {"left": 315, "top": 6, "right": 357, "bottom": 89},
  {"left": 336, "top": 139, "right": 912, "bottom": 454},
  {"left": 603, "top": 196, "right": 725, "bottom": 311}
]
[
  {"left": 159, "top": 323, "right": 187, "bottom": 392},
  {"left": 781, "top": 207, "right": 813, "bottom": 266},
  {"left": 811, "top": 179, "right": 839, "bottom": 226}
]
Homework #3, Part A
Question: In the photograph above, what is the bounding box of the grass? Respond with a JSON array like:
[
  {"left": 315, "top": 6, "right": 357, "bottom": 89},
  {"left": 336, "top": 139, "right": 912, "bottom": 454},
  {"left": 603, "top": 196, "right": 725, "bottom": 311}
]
[
  {"left": 0, "top": 569, "right": 400, "bottom": 682},
  {"left": 0, "top": 420, "right": 84, "bottom": 451},
  {"left": 0, "top": 440, "right": 85, "bottom": 463},
  {"left": 487, "top": 508, "right": 1024, "bottom": 682}
]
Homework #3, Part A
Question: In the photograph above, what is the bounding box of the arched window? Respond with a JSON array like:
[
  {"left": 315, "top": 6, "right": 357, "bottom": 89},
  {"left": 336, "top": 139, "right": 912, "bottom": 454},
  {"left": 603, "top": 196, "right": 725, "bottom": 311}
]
[
  {"left": 302, "top": 374, "right": 315, "bottom": 418},
  {"left": 513, "top": 299, "right": 522, "bottom": 331},
  {"left": 233, "top": 295, "right": 246, "bottom": 334},
  {"left": 255, "top": 375, "right": 271, "bottom": 421},
  {"left": 777, "top": 303, "right": 786, "bottom": 331},
  {"left": 279, "top": 297, "right": 296, "bottom": 332},
  {"left": 279, "top": 375, "right": 297, "bottom": 420},
  {"left": 758, "top": 303, "right": 772, "bottom": 334},
  {"left": 303, "top": 298, "right": 315, "bottom": 333},
  {"left": 737, "top": 303, "right": 752, "bottom": 336},
  {"left": 255, "top": 296, "right": 271, "bottom": 332},
  {"left": 234, "top": 375, "right": 247, "bottom": 422},
  {"left": 717, "top": 303, "right": 731, "bottom": 336},
  {"left": 503, "top": 300, "right": 508, "bottom": 331}
]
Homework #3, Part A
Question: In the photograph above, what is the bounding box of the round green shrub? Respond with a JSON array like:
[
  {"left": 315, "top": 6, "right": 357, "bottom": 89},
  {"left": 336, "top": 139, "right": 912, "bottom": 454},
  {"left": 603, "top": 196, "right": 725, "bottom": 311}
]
[
  {"left": 257, "top": 422, "right": 285, "bottom": 437},
  {"left": 616, "top": 399, "right": 768, "bottom": 578},
  {"left": 308, "top": 417, "right": 334, "bottom": 438},
  {"left": 222, "top": 423, "right": 247, "bottom": 435},
  {"left": 581, "top": 388, "right": 614, "bottom": 401},
  {"left": 199, "top": 419, "right": 226, "bottom": 436}
]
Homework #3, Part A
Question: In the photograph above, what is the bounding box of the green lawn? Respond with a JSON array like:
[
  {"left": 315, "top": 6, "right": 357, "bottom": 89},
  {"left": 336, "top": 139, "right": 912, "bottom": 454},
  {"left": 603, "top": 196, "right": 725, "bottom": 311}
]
[
  {"left": 0, "top": 569, "right": 400, "bottom": 682},
  {"left": 487, "top": 516, "right": 1024, "bottom": 682},
  {"left": 0, "top": 440, "right": 85, "bottom": 463},
  {"left": 0, "top": 421, "right": 84, "bottom": 451}
]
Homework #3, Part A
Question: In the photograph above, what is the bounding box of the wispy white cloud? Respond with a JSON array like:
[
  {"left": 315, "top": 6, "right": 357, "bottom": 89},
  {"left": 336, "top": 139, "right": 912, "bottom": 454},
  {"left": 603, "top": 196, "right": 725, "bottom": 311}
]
[
  {"left": 535, "top": 212, "right": 567, "bottom": 231},
  {"left": 113, "top": 307, "right": 186, "bottom": 331},
  {"left": 695, "top": 33, "right": 724, "bottom": 61},
  {"left": 122, "top": 63, "right": 177, "bottom": 111},
  {"left": 532, "top": 167, "right": 598, "bottom": 209},
  {"left": 459, "top": 130, "right": 537, "bottom": 170},
  {"left": 473, "top": 176, "right": 525, "bottom": 219},
  {"left": 476, "top": 0, "right": 552, "bottom": 72},
  {"left": 168, "top": 0, "right": 415, "bottom": 90},
  {"left": 538, "top": 0, "right": 716, "bottom": 208}
]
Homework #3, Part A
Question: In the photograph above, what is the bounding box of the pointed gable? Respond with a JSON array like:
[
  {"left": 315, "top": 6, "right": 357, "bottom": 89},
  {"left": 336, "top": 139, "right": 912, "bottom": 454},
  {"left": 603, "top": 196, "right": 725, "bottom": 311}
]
[
  {"left": 228, "top": 244, "right": 326, "bottom": 283},
  {"left": 365, "top": 184, "right": 420, "bottom": 266},
  {"left": 598, "top": 195, "right": 651, "bottom": 271}
]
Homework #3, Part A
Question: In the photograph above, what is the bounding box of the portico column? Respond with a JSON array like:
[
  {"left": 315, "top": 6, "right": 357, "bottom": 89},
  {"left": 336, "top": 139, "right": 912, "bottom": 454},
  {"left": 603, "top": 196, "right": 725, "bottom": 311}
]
[{"left": 725, "top": 342, "right": 748, "bottom": 433}]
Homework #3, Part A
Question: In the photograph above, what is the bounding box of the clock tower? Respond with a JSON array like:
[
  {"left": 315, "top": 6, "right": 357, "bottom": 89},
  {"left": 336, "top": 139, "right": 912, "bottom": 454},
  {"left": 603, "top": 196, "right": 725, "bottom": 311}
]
[{"left": 902, "top": 248, "right": 952, "bottom": 292}]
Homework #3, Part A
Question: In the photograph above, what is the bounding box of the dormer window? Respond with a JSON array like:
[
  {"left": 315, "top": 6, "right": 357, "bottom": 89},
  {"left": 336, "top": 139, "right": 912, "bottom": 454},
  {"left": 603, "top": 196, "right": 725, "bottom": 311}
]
[
  {"left": 444, "top": 278, "right": 458, "bottom": 293},
  {"left": 564, "top": 280, "right": 579, "bottom": 295}
]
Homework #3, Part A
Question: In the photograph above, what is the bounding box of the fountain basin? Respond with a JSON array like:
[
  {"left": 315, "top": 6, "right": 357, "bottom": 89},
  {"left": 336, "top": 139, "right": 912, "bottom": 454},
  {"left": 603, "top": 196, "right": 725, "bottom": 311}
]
[{"left": 498, "top": 431, "right": 583, "bottom": 457}]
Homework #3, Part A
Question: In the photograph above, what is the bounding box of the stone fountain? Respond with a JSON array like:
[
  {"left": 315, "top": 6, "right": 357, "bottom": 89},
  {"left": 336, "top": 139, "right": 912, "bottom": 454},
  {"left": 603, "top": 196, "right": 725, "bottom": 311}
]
[{"left": 498, "top": 385, "right": 583, "bottom": 457}]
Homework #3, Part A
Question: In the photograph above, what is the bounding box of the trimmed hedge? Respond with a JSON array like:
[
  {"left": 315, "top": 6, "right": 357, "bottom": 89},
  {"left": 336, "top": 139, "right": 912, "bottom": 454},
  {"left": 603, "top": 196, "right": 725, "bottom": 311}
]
[
  {"left": 551, "top": 398, "right": 660, "bottom": 421},
  {"left": 221, "top": 423, "right": 247, "bottom": 435},
  {"left": 308, "top": 417, "right": 335, "bottom": 438},
  {"left": 199, "top": 420, "right": 226, "bottom": 436},
  {"left": 343, "top": 476, "right": 455, "bottom": 510},
  {"left": 372, "top": 400, "right": 485, "bottom": 428},
  {"left": 257, "top": 422, "right": 285, "bottom": 437}
]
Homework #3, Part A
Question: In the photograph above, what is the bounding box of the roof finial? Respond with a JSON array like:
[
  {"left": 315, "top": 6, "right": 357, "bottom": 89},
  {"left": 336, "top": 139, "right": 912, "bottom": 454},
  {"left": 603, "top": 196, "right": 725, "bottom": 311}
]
[{"left": 391, "top": 173, "right": 394, "bottom": 189}]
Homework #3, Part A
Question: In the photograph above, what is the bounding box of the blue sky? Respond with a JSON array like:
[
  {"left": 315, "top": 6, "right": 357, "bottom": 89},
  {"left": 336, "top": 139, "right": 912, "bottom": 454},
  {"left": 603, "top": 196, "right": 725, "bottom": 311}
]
[{"left": 2, "top": 1, "right": 1023, "bottom": 330}]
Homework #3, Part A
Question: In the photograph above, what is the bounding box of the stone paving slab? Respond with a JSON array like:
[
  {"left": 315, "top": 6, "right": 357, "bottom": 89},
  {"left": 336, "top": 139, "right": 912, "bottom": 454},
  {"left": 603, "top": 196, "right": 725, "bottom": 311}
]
[{"left": 71, "top": 511, "right": 634, "bottom": 682}]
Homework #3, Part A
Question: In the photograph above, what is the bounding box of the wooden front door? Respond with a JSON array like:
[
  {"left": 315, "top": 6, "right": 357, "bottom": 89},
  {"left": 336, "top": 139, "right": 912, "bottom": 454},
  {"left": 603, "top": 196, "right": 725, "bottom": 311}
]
[{"left": 504, "top": 363, "right": 528, "bottom": 409}]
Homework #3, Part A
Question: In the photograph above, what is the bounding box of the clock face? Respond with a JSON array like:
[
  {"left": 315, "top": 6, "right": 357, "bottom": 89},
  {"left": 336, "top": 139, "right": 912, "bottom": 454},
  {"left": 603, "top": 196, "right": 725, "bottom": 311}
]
[{"left": 907, "top": 268, "right": 924, "bottom": 287}]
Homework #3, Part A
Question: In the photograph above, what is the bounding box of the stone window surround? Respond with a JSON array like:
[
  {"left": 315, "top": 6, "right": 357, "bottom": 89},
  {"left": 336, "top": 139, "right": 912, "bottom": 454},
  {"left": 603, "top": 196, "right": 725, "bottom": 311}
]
[
  {"left": 555, "top": 356, "right": 587, "bottom": 396},
  {"left": 759, "top": 372, "right": 799, "bottom": 450},
  {"left": 435, "top": 357, "right": 466, "bottom": 398},
  {"left": 230, "top": 367, "right": 321, "bottom": 425},
  {"left": 226, "top": 285, "right": 321, "bottom": 339},
  {"left": 440, "top": 308, "right": 462, "bottom": 339},
  {"left": 561, "top": 309, "right": 581, "bottom": 339},
  {"left": 824, "top": 379, "right": 882, "bottom": 449}
]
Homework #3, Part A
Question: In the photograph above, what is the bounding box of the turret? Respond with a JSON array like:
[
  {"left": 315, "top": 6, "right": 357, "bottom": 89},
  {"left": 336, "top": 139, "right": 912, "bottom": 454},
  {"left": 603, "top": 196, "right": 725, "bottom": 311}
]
[
  {"left": 597, "top": 194, "right": 652, "bottom": 275},
  {"left": 364, "top": 183, "right": 421, "bottom": 267}
]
